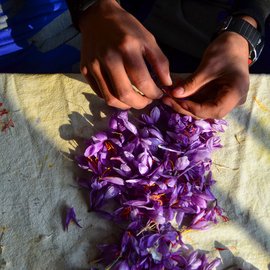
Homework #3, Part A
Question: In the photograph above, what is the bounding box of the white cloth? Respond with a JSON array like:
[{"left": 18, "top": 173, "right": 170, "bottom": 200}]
[{"left": 0, "top": 74, "right": 269, "bottom": 270}]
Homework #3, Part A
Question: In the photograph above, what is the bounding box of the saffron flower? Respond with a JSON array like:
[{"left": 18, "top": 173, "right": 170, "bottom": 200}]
[
  {"left": 98, "top": 222, "right": 221, "bottom": 270},
  {"left": 74, "top": 104, "right": 227, "bottom": 269}
]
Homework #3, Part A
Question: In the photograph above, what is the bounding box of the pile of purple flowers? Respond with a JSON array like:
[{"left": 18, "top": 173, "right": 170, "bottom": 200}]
[{"left": 75, "top": 104, "right": 227, "bottom": 269}]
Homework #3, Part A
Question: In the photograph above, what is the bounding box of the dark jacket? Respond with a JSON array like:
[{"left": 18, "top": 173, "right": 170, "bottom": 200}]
[{"left": 66, "top": 0, "right": 270, "bottom": 33}]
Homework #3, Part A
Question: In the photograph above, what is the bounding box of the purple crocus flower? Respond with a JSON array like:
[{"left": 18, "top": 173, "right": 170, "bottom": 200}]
[
  {"left": 98, "top": 223, "right": 220, "bottom": 270},
  {"left": 73, "top": 104, "right": 227, "bottom": 269}
]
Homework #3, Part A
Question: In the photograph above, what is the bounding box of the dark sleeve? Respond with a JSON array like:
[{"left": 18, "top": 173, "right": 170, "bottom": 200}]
[
  {"left": 65, "top": 0, "right": 120, "bottom": 30},
  {"left": 233, "top": 0, "right": 270, "bottom": 34},
  {"left": 65, "top": 0, "right": 81, "bottom": 30}
]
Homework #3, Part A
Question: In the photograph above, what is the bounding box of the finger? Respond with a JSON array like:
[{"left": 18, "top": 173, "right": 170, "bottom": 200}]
[
  {"left": 81, "top": 65, "right": 103, "bottom": 97},
  {"left": 162, "top": 96, "right": 199, "bottom": 119},
  {"left": 124, "top": 53, "right": 163, "bottom": 100},
  {"left": 103, "top": 55, "right": 153, "bottom": 110},
  {"left": 144, "top": 44, "right": 172, "bottom": 87},
  {"left": 171, "top": 68, "right": 214, "bottom": 98},
  {"left": 165, "top": 86, "right": 241, "bottom": 119},
  {"left": 87, "top": 61, "right": 131, "bottom": 110}
]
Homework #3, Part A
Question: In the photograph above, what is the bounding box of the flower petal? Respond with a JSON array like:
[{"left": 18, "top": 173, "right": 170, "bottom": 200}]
[{"left": 102, "top": 176, "right": 124, "bottom": 185}]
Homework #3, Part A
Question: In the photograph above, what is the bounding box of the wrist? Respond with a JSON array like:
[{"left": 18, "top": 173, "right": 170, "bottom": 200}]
[
  {"left": 217, "top": 31, "right": 249, "bottom": 59},
  {"left": 216, "top": 16, "right": 264, "bottom": 65},
  {"left": 78, "top": 0, "right": 120, "bottom": 32}
]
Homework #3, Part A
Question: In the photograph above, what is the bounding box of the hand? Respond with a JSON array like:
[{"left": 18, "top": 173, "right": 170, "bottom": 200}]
[
  {"left": 79, "top": 0, "right": 172, "bottom": 110},
  {"left": 163, "top": 31, "right": 251, "bottom": 119}
]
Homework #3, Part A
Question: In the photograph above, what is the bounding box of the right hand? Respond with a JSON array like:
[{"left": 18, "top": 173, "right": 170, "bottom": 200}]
[{"left": 79, "top": 0, "right": 172, "bottom": 110}]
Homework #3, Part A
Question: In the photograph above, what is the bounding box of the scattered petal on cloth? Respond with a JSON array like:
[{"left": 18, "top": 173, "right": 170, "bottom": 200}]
[{"left": 64, "top": 207, "right": 82, "bottom": 231}]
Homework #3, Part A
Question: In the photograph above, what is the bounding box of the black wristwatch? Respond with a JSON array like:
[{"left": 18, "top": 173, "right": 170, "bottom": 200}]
[{"left": 218, "top": 16, "right": 264, "bottom": 65}]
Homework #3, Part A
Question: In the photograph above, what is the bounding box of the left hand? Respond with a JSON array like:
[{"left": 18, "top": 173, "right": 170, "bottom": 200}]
[{"left": 162, "top": 31, "right": 250, "bottom": 119}]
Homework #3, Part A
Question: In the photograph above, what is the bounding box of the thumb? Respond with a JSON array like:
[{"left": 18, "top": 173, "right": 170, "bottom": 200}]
[{"left": 171, "top": 72, "right": 209, "bottom": 98}]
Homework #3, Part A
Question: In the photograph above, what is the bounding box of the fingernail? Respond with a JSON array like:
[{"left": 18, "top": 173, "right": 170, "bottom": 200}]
[
  {"left": 158, "top": 91, "right": 165, "bottom": 99},
  {"left": 161, "top": 89, "right": 171, "bottom": 98},
  {"left": 81, "top": 66, "right": 88, "bottom": 76},
  {"left": 173, "top": 87, "right": 185, "bottom": 97},
  {"left": 167, "top": 73, "right": 173, "bottom": 85}
]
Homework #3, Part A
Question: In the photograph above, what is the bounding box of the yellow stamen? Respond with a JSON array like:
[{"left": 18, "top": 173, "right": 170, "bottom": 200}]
[
  {"left": 101, "top": 167, "right": 111, "bottom": 177},
  {"left": 169, "top": 160, "right": 174, "bottom": 169},
  {"left": 105, "top": 141, "right": 114, "bottom": 151},
  {"left": 150, "top": 194, "right": 165, "bottom": 205}
]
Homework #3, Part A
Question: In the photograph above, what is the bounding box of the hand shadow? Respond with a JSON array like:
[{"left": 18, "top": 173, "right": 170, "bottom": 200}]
[
  {"left": 58, "top": 92, "right": 120, "bottom": 212},
  {"left": 58, "top": 92, "right": 123, "bottom": 269},
  {"left": 59, "top": 92, "right": 116, "bottom": 157}
]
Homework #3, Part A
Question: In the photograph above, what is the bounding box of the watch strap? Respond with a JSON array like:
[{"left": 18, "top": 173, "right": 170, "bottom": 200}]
[
  {"left": 219, "top": 16, "right": 264, "bottom": 65},
  {"left": 222, "top": 17, "right": 262, "bottom": 50}
]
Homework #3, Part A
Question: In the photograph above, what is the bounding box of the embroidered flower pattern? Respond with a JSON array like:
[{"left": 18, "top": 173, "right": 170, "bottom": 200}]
[{"left": 0, "top": 102, "right": 14, "bottom": 132}]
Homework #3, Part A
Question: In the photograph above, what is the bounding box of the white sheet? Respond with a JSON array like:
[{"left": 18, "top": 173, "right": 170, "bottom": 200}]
[{"left": 0, "top": 74, "right": 269, "bottom": 270}]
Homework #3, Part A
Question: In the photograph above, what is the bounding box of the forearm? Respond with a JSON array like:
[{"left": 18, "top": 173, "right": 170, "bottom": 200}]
[{"left": 65, "top": 0, "right": 80, "bottom": 29}]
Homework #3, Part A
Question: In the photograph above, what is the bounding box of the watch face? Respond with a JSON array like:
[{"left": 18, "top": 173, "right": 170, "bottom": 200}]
[
  {"left": 222, "top": 16, "right": 233, "bottom": 31},
  {"left": 250, "top": 37, "right": 265, "bottom": 64}
]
